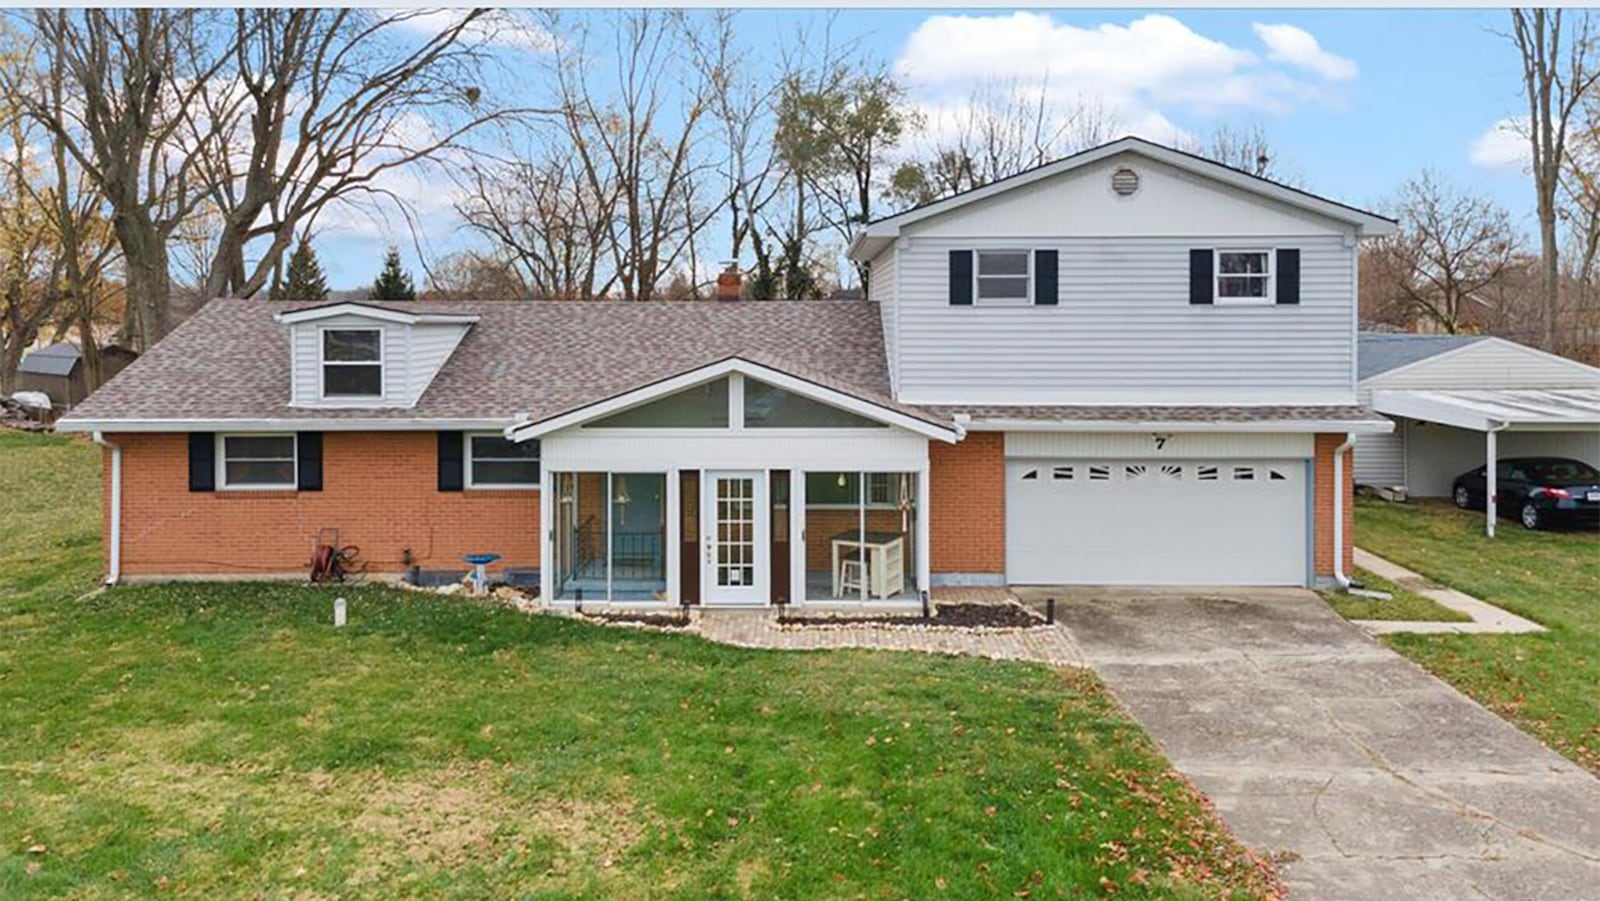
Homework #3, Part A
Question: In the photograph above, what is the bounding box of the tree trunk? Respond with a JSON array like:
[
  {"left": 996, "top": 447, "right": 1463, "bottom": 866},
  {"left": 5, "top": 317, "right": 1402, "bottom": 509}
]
[{"left": 115, "top": 213, "right": 173, "bottom": 352}]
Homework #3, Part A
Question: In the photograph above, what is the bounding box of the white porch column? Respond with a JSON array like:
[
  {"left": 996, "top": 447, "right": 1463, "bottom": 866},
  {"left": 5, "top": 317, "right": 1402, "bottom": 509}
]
[
  {"left": 917, "top": 467, "right": 932, "bottom": 595},
  {"left": 1485, "top": 427, "right": 1498, "bottom": 538},
  {"left": 665, "top": 469, "right": 681, "bottom": 604},
  {"left": 540, "top": 460, "right": 554, "bottom": 602}
]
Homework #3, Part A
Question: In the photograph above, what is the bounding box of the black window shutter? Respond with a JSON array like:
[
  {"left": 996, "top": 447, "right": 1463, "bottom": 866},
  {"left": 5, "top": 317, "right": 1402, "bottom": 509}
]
[
  {"left": 1189, "top": 249, "right": 1214, "bottom": 305},
  {"left": 297, "top": 432, "right": 323, "bottom": 492},
  {"left": 1033, "top": 250, "right": 1058, "bottom": 305},
  {"left": 1276, "top": 248, "right": 1301, "bottom": 305},
  {"left": 188, "top": 432, "right": 215, "bottom": 492},
  {"left": 437, "top": 431, "right": 464, "bottom": 492},
  {"left": 948, "top": 250, "right": 973, "bottom": 306}
]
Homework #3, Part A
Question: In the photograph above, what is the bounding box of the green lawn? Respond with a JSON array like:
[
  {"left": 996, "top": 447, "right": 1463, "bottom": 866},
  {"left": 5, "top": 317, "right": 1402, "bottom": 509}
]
[
  {"left": 1320, "top": 566, "right": 1471, "bottom": 623},
  {"left": 0, "top": 430, "right": 1275, "bottom": 901},
  {"left": 1356, "top": 498, "right": 1600, "bottom": 774}
]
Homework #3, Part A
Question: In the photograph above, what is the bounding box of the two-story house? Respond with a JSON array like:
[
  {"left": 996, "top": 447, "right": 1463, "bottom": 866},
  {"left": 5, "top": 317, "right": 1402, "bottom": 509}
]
[{"left": 58, "top": 137, "right": 1396, "bottom": 604}]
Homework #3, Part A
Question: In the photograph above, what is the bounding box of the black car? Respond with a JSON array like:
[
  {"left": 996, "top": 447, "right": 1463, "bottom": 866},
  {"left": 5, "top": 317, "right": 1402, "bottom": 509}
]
[{"left": 1452, "top": 457, "right": 1600, "bottom": 530}]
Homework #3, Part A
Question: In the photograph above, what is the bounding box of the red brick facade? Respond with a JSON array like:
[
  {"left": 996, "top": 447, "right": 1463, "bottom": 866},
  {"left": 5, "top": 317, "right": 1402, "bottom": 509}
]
[
  {"left": 1313, "top": 432, "right": 1355, "bottom": 578},
  {"left": 102, "top": 427, "right": 1353, "bottom": 584},
  {"left": 927, "top": 431, "right": 1006, "bottom": 574},
  {"left": 103, "top": 432, "right": 539, "bottom": 578}
]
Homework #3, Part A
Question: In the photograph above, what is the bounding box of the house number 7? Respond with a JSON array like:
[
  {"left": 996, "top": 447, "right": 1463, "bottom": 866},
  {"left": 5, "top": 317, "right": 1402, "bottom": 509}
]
[{"left": 1152, "top": 434, "right": 1170, "bottom": 451}]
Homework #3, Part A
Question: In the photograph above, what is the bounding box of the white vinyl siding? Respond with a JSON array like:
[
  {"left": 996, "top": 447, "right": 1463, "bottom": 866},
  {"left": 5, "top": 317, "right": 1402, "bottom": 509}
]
[
  {"left": 287, "top": 313, "right": 470, "bottom": 408},
  {"left": 869, "top": 247, "right": 899, "bottom": 393},
  {"left": 1354, "top": 422, "right": 1407, "bottom": 488},
  {"left": 889, "top": 234, "right": 1354, "bottom": 404},
  {"left": 1361, "top": 339, "right": 1600, "bottom": 393}
]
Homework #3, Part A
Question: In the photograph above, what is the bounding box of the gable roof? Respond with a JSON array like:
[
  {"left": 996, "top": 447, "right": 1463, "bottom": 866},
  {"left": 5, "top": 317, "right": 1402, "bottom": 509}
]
[
  {"left": 1357, "top": 332, "right": 1488, "bottom": 380},
  {"left": 18, "top": 343, "right": 81, "bottom": 377},
  {"left": 848, "top": 135, "right": 1397, "bottom": 261},
  {"left": 58, "top": 297, "right": 940, "bottom": 432},
  {"left": 273, "top": 300, "right": 480, "bottom": 326}
]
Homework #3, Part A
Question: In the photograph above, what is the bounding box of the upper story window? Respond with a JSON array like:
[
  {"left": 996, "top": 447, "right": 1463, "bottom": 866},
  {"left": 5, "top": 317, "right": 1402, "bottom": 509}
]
[
  {"left": 1215, "top": 250, "right": 1272, "bottom": 305},
  {"left": 321, "top": 329, "right": 383, "bottom": 397},
  {"left": 467, "top": 434, "right": 540, "bottom": 488},
  {"left": 220, "top": 434, "right": 296, "bottom": 490},
  {"left": 975, "top": 250, "right": 1032, "bottom": 304}
]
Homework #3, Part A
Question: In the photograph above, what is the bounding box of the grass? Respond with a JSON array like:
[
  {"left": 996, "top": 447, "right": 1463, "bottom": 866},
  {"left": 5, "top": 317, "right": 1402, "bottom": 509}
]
[
  {"left": 1356, "top": 497, "right": 1600, "bottom": 774},
  {"left": 1319, "top": 566, "right": 1471, "bottom": 623},
  {"left": 0, "top": 430, "right": 1276, "bottom": 901}
]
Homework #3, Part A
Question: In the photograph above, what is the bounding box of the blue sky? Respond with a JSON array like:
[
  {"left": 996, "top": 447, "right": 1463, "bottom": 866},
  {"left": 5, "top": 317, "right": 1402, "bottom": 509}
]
[{"left": 317, "top": 7, "right": 1534, "bottom": 290}]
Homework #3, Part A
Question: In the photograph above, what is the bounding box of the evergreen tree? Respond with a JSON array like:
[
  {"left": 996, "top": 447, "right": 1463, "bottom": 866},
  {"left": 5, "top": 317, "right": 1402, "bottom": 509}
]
[
  {"left": 271, "top": 241, "right": 330, "bottom": 301},
  {"left": 369, "top": 246, "right": 416, "bottom": 301}
]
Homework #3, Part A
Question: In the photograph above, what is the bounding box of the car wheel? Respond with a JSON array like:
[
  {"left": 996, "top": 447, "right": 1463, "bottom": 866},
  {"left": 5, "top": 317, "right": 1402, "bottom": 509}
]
[
  {"left": 1521, "top": 503, "right": 1542, "bottom": 531},
  {"left": 1453, "top": 485, "right": 1472, "bottom": 509}
]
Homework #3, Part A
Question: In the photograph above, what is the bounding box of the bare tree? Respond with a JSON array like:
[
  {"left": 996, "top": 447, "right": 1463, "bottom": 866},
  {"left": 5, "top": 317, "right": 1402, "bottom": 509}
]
[
  {"left": 455, "top": 139, "right": 617, "bottom": 300},
  {"left": 193, "top": 8, "right": 527, "bottom": 301},
  {"left": 9, "top": 9, "right": 236, "bottom": 350},
  {"left": 1509, "top": 9, "right": 1600, "bottom": 350},
  {"left": 889, "top": 79, "right": 1117, "bottom": 207},
  {"left": 1364, "top": 172, "right": 1522, "bottom": 334},
  {"left": 1178, "top": 122, "right": 1296, "bottom": 183},
  {"left": 545, "top": 10, "right": 721, "bottom": 302}
]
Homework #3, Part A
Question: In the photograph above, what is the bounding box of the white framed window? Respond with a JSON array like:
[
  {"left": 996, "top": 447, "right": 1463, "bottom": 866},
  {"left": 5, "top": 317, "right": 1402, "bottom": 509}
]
[
  {"left": 321, "top": 328, "right": 383, "bottom": 398},
  {"left": 974, "top": 250, "right": 1032, "bottom": 305},
  {"left": 218, "top": 434, "right": 297, "bottom": 490},
  {"left": 1214, "top": 250, "right": 1272, "bottom": 304},
  {"left": 466, "top": 433, "right": 540, "bottom": 488}
]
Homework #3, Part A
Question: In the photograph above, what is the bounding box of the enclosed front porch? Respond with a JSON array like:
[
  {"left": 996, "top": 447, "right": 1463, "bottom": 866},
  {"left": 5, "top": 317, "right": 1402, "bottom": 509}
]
[{"left": 520, "top": 361, "right": 954, "bottom": 608}]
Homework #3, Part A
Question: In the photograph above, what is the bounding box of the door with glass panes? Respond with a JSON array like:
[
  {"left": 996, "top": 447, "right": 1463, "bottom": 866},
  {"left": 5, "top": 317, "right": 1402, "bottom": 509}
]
[{"left": 700, "top": 470, "right": 768, "bottom": 605}]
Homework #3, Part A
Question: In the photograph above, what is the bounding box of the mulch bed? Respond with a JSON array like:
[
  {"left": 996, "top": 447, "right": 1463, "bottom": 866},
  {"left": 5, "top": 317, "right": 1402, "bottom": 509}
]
[
  {"left": 581, "top": 611, "right": 693, "bottom": 629},
  {"left": 778, "top": 602, "right": 1045, "bottom": 629}
]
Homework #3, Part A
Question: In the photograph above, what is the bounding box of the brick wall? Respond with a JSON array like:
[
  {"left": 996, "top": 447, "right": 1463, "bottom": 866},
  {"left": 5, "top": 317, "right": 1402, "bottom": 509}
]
[
  {"left": 927, "top": 431, "right": 1005, "bottom": 574},
  {"left": 1313, "top": 432, "right": 1355, "bottom": 578},
  {"left": 104, "top": 431, "right": 539, "bottom": 578}
]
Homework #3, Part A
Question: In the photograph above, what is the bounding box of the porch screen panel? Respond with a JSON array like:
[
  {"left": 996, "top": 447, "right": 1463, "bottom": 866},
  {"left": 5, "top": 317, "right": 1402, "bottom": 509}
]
[
  {"left": 553, "top": 472, "right": 609, "bottom": 602},
  {"left": 804, "top": 472, "right": 864, "bottom": 601},
  {"left": 609, "top": 473, "right": 667, "bottom": 601},
  {"left": 553, "top": 473, "right": 579, "bottom": 601},
  {"left": 589, "top": 379, "right": 729, "bottom": 428}
]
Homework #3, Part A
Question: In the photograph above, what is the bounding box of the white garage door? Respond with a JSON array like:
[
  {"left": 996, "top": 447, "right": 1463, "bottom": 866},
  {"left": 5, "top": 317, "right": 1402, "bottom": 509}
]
[{"left": 1006, "top": 459, "right": 1308, "bottom": 586}]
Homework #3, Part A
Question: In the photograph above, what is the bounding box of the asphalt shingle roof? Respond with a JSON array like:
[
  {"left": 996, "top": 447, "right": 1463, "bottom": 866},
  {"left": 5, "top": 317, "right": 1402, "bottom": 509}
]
[
  {"left": 929, "top": 404, "right": 1389, "bottom": 426},
  {"left": 62, "top": 298, "right": 938, "bottom": 427},
  {"left": 1358, "top": 332, "right": 1486, "bottom": 381}
]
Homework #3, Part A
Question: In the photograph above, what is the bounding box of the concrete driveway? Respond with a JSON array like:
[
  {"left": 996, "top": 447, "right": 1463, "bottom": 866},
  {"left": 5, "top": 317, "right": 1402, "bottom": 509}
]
[{"left": 1022, "top": 588, "right": 1600, "bottom": 901}]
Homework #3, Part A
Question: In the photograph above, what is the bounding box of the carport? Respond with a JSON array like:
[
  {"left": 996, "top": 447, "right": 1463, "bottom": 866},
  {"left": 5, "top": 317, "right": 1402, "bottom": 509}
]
[{"left": 1371, "top": 387, "right": 1600, "bottom": 536}]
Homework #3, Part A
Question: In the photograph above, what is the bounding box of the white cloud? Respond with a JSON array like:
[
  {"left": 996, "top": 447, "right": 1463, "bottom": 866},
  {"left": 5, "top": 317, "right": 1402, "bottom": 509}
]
[
  {"left": 1470, "top": 117, "right": 1530, "bottom": 170},
  {"left": 386, "top": 9, "right": 559, "bottom": 54},
  {"left": 895, "top": 12, "right": 1348, "bottom": 149},
  {"left": 1251, "top": 23, "right": 1357, "bottom": 81}
]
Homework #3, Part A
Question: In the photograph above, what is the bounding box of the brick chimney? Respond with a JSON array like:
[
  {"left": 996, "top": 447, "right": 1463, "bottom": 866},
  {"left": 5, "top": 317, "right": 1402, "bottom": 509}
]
[{"left": 715, "top": 263, "right": 742, "bottom": 301}]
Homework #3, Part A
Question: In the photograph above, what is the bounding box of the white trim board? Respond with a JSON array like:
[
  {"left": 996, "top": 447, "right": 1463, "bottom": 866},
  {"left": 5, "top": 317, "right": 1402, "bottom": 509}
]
[{"left": 504, "top": 357, "right": 959, "bottom": 443}]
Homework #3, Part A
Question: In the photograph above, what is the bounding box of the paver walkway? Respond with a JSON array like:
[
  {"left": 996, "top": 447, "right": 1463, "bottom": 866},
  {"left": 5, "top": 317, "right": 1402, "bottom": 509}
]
[
  {"left": 1041, "top": 588, "right": 1600, "bottom": 901},
  {"left": 1353, "top": 547, "right": 1546, "bottom": 635},
  {"left": 690, "top": 608, "right": 1086, "bottom": 667}
]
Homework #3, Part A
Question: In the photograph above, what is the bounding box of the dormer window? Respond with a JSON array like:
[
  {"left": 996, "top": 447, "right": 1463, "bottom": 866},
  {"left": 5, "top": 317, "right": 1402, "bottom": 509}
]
[{"left": 321, "top": 328, "right": 383, "bottom": 397}]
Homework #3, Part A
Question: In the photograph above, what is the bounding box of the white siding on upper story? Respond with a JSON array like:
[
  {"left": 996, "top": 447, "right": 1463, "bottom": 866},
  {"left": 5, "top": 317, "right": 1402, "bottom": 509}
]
[
  {"left": 903, "top": 153, "right": 1352, "bottom": 240},
  {"left": 889, "top": 233, "right": 1356, "bottom": 405},
  {"left": 288, "top": 313, "right": 470, "bottom": 409},
  {"left": 405, "top": 322, "right": 472, "bottom": 405},
  {"left": 867, "top": 150, "right": 1363, "bottom": 406},
  {"left": 869, "top": 246, "right": 899, "bottom": 393}
]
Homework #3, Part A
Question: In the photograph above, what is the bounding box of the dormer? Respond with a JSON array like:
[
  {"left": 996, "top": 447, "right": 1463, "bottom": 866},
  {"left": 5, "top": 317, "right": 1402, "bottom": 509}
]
[{"left": 273, "top": 302, "right": 478, "bottom": 409}]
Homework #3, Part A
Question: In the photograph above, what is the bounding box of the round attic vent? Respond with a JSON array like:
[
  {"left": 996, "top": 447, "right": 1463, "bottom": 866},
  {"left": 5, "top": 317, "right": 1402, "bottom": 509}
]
[{"left": 1110, "top": 167, "right": 1140, "bottom": 197}]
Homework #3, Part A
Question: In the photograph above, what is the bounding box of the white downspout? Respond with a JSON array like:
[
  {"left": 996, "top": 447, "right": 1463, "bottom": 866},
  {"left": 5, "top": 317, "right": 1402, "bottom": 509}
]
[
  {"left": 91, "top": 431, "right": 121, "bottom": 586},
  {"left": 1332, "top": 432, "right": 1356, "bottom": 589}
]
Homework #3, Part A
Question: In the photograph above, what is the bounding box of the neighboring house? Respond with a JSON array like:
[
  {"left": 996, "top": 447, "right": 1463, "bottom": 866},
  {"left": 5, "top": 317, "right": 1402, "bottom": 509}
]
[
  {"left": 16, "top": 342, "right": 139, "bottom": 411},
  {"left": 1355, "top": 332, "right": 1600, "bottom": 521},
  {"left": 57, "top": 136, "right": 1397, "bottom": 602}
]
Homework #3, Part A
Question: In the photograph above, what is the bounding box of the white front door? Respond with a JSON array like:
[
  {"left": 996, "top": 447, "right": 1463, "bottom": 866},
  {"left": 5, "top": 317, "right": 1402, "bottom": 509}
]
[{"left": 701, "top": 470, "right": 768, "bottom": 605}]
